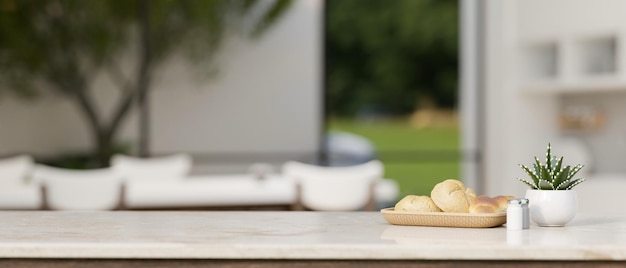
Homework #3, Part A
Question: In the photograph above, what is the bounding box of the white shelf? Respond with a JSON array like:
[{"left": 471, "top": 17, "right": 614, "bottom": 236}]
[
  {"left": 577, "top": 36, "right": 617, "bottom": 77},
  {"left": 521, "top": 42, "right": 559, "bottom": 82},
  {"left": 520, "top": 34, "right": 626, "bottom": 94},
  {"left": 522, "top": 76, "right": 626, "bottom": 94}
]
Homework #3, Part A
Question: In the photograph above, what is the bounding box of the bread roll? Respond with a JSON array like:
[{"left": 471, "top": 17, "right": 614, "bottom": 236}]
[
  {"left": 394, "top": 195, "right": 442, "bottom": 212},
  {"left": 469, "top": 195, "right": 516, "bottom": 213},
  {"left": 430, "top": 179, "right": 476, "bottom": 212},
  {"left": 469, "top": 195, "right": 500, "bottom": 213},
  {"left": 493, "top": 195, "right": 516, "bottom": 211}
]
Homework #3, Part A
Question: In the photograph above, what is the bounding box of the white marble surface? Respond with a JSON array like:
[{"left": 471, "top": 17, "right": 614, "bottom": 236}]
[{"left": 1, "top": 211, "right": 626, "bottom": 260}]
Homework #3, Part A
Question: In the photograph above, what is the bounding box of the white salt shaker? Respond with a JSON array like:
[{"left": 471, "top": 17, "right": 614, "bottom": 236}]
[
  {"left": 520, "top": 198, "right": 530, "bottom": 229},
  {"left": 507, "top": 199, "right": 523, "bottom": 230}
]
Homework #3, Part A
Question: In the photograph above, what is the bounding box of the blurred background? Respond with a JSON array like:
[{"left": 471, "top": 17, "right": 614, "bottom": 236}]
[
  {"left": 326, "top": 0, "right": 459, "bottom": 197},
  {"left": 475, "top": 0, "right": 626, "bottom": 198},
  {"left": 2, "top": 0, "right": 624, "bottom": 207},
  {"left": 0, "top": 0, "right": 459, "bottom": 200}
]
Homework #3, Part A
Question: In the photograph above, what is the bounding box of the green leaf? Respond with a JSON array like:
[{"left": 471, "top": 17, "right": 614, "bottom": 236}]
[
  {"left": 534, "top": 157, "right": 542, "bottom": 180},
  {"left": 564, "top": 178, "right": 586, "bottom": 190},
  {"left": 552, "top": 165, "right": 569, "bottom": 189},
  {"left": 546, "top": 143, "right": 552, "bottom": 172},
  {"left": 517, "top": 178, "right": 538, "bottom": 189},
  {"left": 540, "top": 164, "right": 551, "bottom": 185},
  {"left": 519, "top": 164, "right": 539, "bottom": 186},
  {"left": 538, "top": 179, "right": 554, "bottom": 190},
  {"left": 566, "top": 164, "right": 584, "bottom": 181},
  {"left": 553, "top": 156, "right": 563, "bottom": 176}
]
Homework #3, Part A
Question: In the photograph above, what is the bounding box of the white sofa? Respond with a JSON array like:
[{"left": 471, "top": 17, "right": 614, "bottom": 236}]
[
  {"left": 111, "top": 154, "right": 192, "bottom": 181},
  {"left": 0, "top": 155, "right": 42, "bottom": 210},
  {"left": 115, "top": 155, "right": 398, "bottom": 210},
  {"left": 111, "top": 155, "right": 294, "bottom": 209},
  {"left": 34, "top": 165, "right": 122, "bottom": 210},
  {"left": 125, "top": 174, "right": 298, "bottom": 209},
  {"left": 0, "top": 153, "right": 398, "bottom": 211},
  {"left": 283, "top": 160, "right": 383, "bottom": 211},
  {"left": 124, "top": 173, "right": 398, "bottom": 210}
]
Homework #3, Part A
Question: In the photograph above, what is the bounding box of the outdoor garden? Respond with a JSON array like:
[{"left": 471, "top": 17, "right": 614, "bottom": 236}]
[{"left": 326, "top": 0, "right": 459, "bottom": 196}]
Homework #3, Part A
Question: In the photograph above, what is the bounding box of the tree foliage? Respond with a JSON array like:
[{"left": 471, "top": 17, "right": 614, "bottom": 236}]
[
  {"left": 326, "top": 0, "right": 458, "bottom": 117},
  {"left": 0, "top": 0, "right": 292, "bottom": 167}
]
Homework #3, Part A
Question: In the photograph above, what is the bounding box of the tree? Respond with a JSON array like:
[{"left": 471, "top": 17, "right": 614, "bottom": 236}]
[
  {"left": 0, "top": 0, "right": 293, "bottom": 167},
  {"left": 326, "top": 0, "right": 458, "bottom": 117}
]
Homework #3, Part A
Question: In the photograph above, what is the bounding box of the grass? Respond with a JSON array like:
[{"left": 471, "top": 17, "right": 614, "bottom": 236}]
[{"left": 328, "top": 117, "right": 460, "bottom": 197}]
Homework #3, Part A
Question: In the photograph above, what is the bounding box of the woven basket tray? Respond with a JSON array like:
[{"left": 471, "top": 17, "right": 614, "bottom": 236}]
[{"left": 380, "top": 208, "right": 506, "bottom": 228}]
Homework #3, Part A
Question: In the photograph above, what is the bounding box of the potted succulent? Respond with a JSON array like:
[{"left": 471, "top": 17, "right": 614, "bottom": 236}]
[{"left": 517, "top": 143, "right": 586, "bottom": 226}]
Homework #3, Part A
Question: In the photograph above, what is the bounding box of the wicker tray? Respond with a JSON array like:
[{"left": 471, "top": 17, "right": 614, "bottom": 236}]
[{"left": 380, "top": 208, "right": 506, "bottom": 228}]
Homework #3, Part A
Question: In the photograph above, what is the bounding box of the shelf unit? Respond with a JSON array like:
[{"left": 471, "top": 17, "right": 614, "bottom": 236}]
[{"left": 520, "top": 33, "right": 626, "bottom": 94}]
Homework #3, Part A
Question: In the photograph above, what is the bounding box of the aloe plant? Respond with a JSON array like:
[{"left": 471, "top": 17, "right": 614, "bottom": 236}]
[{"left": 517, "top": 143, "right": 586, "bottom": 190}]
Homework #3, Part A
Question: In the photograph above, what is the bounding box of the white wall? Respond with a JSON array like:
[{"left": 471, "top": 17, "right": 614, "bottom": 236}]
[
  {"left": 151, "top": 0, "right": 321, "bottom": 155},
  {"left": 481, "top": 1, "right": 562, "bottom": 197},
  {"left": 151, "top": 0, "right": 322, "bottom": 173},
  {"left": 517, "top": 0, "right": 626, "bottom": 41},
  {"left": 0, "top": 0, "right": 322, "bottom": 173}
]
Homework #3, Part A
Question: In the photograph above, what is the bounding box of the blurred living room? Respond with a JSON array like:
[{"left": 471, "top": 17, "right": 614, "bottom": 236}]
[
  {"left": 1, "top": 0, "right": 625, "bottom": 214},
  {"left": 0, "top": 0, "right": 460, "bottom": 211},
  {"left": 5, "top": 0, "right": 626, "bottom": 266}
]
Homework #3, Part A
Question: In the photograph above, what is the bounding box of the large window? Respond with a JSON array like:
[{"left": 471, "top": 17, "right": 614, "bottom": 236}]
[{"left": 325, "top": 0, "right": 459, "bottom": 196}]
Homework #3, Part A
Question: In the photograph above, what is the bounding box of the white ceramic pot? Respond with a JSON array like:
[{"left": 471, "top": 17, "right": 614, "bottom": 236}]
[{"left": 525, "top": 189, "right": 578, "bottom": 227}]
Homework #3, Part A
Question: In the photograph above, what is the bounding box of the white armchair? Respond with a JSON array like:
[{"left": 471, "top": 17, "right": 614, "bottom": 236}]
[
  {"left": 34, "top": 165, "right": 122, "bottom": 210},
  {"left": 0, "top": 155, "right": 42, "bottom": 209},
  {"left": 110, "top": 154, "right": 192, "bottom": 181},
  {"left": 282, "top": 160, "right": 384, "bottom": 211}
]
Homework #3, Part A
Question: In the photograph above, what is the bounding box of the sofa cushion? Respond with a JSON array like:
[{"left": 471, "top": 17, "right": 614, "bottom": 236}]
[
  {"left": 0, "top": 155, "right": 34, "bottom": 187},
  {"left": 111, "top": 154, "right": 192, "bottom": 181}
]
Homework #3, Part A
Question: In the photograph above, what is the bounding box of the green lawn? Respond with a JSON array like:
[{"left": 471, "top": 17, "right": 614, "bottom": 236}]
[{"left": 328, "top": 118, "right": 460, "bottom": 198}]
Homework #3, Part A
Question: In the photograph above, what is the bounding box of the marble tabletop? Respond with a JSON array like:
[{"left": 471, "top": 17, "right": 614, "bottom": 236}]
[{"left": 1, "top": 211, "right": 626, "bottom": 260}]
